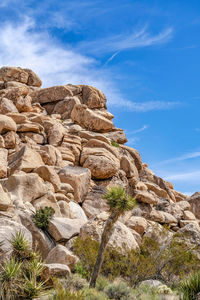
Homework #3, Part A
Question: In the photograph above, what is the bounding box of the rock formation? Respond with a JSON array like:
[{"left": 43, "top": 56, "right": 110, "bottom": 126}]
[{"left": 0, "top": 66, "right": 199, "bottom": 272}]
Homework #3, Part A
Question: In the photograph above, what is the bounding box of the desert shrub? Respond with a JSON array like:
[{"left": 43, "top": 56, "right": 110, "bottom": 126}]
[
  {"left": 61, "top": 274, "right": 88, "bottom": 291},
  {"left": 32, "top": 206, "right": 55, "bottom": 230},
  {"left": 73, "top": 232, "right": 200, "bottom": 286},
  {"left": 83, "top": 287, "right": 109, "bottom": 300},
  {"left": 96, "top": 275, "right": 110, "bottom": 291},
  {"left": 74, "top": 262, "right": 88, "bottom": 278},
  {"left": 51, "top": 280, "right": 85, "bottom": 300},
  {"left": 111, "top": 141, "right": 120, "bottom": 147},
  {"left": 180, "top": 270, "right": 200, "bottom": 300},
  {"left": 104, "top": 281, "right": 131, "bottom": 300}
]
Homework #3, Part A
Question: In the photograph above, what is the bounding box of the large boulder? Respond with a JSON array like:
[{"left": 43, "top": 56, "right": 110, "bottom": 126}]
[
  {"left": 0, "top": 115, "right": 17, "bottom": 134},
  {"left": 68, "top": 202, "right": 88, "bottom": 221},
  {"left": 188, "top": 192, "right": 200, "bottom": 219},
  {"left": 34, "top": 166, "right": 61, "bottom": 192},
  {"left": 47, "top": 217, "right": 87, "bottom": 242},
  {"left": 82, "top": 85, "right": 106, "bottom": 109},
  {"left": 80, "top": 212, "right": 138, "bottom": 251},
  {"left": 30, "top": 86, "right": 73, "bottom": 104},
  {"left": 3, "top": 172, "right": 48, "bottom": 203},
  {"left": 39, "top": 145, "right": 63, "bottom": 167},
  {"left": 80, "top": 139, "right": 120, "bottom": 179},
  {"left": 0, "top": 184, "right": 12, "bottom": 211},
  {"left": 71, "top": 104, "right": 113, "bottom": 132},
  {"left": 8, "top": 146, "right": 44, "bottom": 174},
  {"left": 0, "top": 67, "right": 41, "bottom": 86},
  {"left": 125, "top": 216, "right": 148, "bottom": 235},
  {"left": 58, "top": 166, "right": 91, "bottom": 203},
  {"left": 45, "top": 245, "right": 79, "bottom": 270},
  {"left": 135, "top": 190, "right": 158, "bottom": 204},
  {"left": 42, "top": 263, "right": 70, "bottom": 281}
]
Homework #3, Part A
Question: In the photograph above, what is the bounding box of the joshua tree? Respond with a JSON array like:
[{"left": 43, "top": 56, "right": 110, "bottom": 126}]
[{"left": 89, "top": 186, "right": 136, "bottom": 288}]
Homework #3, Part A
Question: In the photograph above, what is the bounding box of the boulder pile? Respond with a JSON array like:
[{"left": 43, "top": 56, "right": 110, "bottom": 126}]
[{"left": 0, "top": 66, "right": 199, "bottom": 273}]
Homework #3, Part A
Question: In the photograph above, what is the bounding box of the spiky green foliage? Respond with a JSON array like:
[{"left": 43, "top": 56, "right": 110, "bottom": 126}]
[
  {"left": 0, "top": 258, "right": 22, "bottom": 300},
  {"left": 10, "top": 230, "right": 33, "bottom": 261},
  {"left": 0, "top": 231, "right": 47, "bottom": 299},
  {"left": 32, "top": 206, "right": 55, "bottom": 230},
  {"left": 103, "top": 186, "right": 136, "bottom": 213},
  {"left": 180, "top": 270, "right": 200, "bottom": 300},
  {"left": 51, "top": 280, "right": 85, "bottom": 300}
]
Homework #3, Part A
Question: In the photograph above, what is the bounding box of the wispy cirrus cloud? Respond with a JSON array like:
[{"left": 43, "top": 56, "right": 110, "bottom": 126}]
[
  {"left": 78, "top": 26, "right": 173, "bottom": 55},
  {"left": 164, "top": 170, "right": 200, "bottom": 183},
  {"left": 0, "top": 18, "right": 178, "bottom": 112},
  {"left": 155, "top": 151, "right": 200, "bottom": 166},
  {"left": 126, "top": 125, "right": 149, "bottom": 134}
]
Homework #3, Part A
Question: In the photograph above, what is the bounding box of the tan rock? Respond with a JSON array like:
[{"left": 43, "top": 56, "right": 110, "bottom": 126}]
[
  {"left": 32, "top": 192, "right": 61, "bottom": 217},
  {"left": 82, "top": 185, "right": 109, "bottom": 218},
  {"left": 3, "top": 172, "right": 48, "bottom": 203},
  {"left": 135, "top": 190, "right": 158, "bottom": 204},
  {"left": 80, "top": 212, "right": 138, "bottom": 252},
  {"left": 52, "top": 96, "right": 80, "bottom": 119},
  {"left": 120, "top": 155, "right": 139, "bottom": 179},
  {"left": 46, "top": 245, "right": 79, "bottom": 270},
  {"left": 188, "top": 192, "right": 200, "bottom": 219},
  {"left": 0, "top": 114, "right": 17, "bottom": 134},
  {"left": 48, "top": 122, "right": 65, "bottom": 146},
  {"left": 82, "top": 85, "right": 106, "bottom": 108},
  {"left": 0, "top": 136, "right": 5, "bottom": 148},
  {"left": 47, "top": 217, "right": 87, "bottom": 242},
  {"left": 39, "top": 145, "right": 63, "bottom": 166},
  {"left": 8, "top": 146, "right": 44, "bottom": 173},
  {"left": 180, "top": 220, "right": 199, "bottom": 228},
  {"left": 3, "top": 131, "right": 17, "bottom": 149},
  {"left": 149, "top": 210, "right": 165, "bottom": 223},
  {"left": 105, "top": 130, "right": 128, "bottom": 144},
  {"left": 71, "top": 104, "right": 113, "bottom": 132},
  {"left": 125, "top": 216, "right": 148, "bottom": 235},
  {"left": 17, "top": 121, "right": 43, "bottom": 133},
  {"left": 69, "top": 201, "right": 88, "bottom": 221},
  {"left": 0, "top": 184, "right": 12, "bottom": 211},
  {"left": 135, "top": 181, "right": 148, "bottom": 191},
  {"left": 183, "top": 210, "right": 196, "bottom": 220},
  {"left": 172, "top": 190, "right": 188, "bottom": 202},
  {"left": 30, "top": 86, "right": 73, "bottom": 104},
  {"left": 0, "top": 97, "right": 18, "bottom": 114},
  {"left": 16, "top": 95, "right": 32, "bottom": 112},
  {"left": 0, "top": 67, "right": 29, "bottom": 84},
  {"left": 79, "top": 131, "right": 110, "bottom": 145},
  {"left": 58, "top": 201, "right": 71, "bottom": 218},
  {"left": 121, "top": 145, "right": 143, "bottom": 172},
  {"left": 145, "top": 181, "right": 169, "bottom": 199},
  {"left": 42, "top": 263, "right": 70, "bottom": 281},
  {"left": 34, "top": 166, "right": 61, "bottom": 192},
  {"left": 7, "top": 112, "right": 28, "bottom": 124},
  {"left": 58, "top": 166, "right": 91, "bottom": 203},
  {"left": 0, "top": 148, "right": 8, "bottom": 178},
  {"left": 24, "top": 68, "right": 42, "bottom": 87}
]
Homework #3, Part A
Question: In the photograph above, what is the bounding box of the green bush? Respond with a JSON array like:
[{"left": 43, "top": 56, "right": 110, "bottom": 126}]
[
  {"left": 96, "top": 275, "right": 110, "bottom": 292},
  {"left": 61, "top": 274, "right": 88, "bottom": 291},
  {"left": 180, "top": 270, "right": 200, "bottom": 300},
  {"left": 51, "top": 280, "right": 85, "bottom": 300},
  {"left": 83, "top": 287, "right": 109, "bottom": 300},
  {"left": 32, "top": 206, "right": 55, "bottom": 230},
  {"left": 111, "top": 141, "right": 120, "bottom": 147},
  {"left": 104, "top": 281, "right": 131, "bottom": 300},
  {"left": 73, "top": 232, "right": 200, "bottom": 286}
]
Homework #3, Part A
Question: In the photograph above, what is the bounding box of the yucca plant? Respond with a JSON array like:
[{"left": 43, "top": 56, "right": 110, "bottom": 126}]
[
  {"left": 180, "top": 270, "right": 200, "bottom": 300},
  {"left": 89, "top": 186, "right": 136, "bottom": 288},
  {"left": 10, "top": 230, "right": 33, "bottom": 261},
  {"left": 0, "top": 258, "right": 22, "bottom": 300}
]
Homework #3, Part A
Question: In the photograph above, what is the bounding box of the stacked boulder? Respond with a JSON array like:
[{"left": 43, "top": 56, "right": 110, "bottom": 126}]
[{"left": 0, "top": 66, "right": 199, "bottom": 274}]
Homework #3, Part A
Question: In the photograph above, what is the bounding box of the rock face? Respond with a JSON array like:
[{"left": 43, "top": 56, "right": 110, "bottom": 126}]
[{"left": 0, "top": 66, "right": 199, "bottom": 267}]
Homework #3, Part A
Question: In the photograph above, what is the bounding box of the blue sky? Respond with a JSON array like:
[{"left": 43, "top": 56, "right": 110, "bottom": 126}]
[{"left": 0, "top": 0, "right": 200, "bottom": 194}]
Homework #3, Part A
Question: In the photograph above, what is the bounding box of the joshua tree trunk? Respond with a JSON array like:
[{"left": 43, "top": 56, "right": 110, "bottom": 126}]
[{"left": 89, "top": 210, "right": 121, "bottom": 288}]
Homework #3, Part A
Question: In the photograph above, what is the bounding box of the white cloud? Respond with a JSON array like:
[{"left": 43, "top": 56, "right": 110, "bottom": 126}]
[
  {"left": 0, "top": 18, "right": 178, "bottom": 112},
  {"left": 164, "top": 171, "right": 200, "bottom": 183},
  {"left": 78, "top": 26, "right": 173, "bottom": 54},
  {"left": 155, "top": 151, "right": 200, "bottom": 166},
  {"left": 126, "top": 125, "right": 149, "bottom": 134}
]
